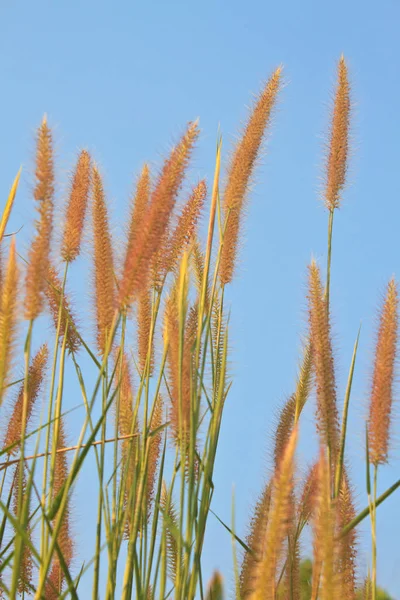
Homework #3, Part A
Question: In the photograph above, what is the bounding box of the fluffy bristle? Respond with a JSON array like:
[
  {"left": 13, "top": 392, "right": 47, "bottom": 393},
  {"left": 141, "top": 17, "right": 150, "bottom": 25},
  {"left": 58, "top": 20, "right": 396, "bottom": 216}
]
[
  {"left": 161, "top": 180, "right": 207, "bottom": 277},
  {"left": 161, "top": 481, "right": 181, "bottom": 582},
  {"left": 46, "top": 420, "right": 73, "bottom": 599},
  {"left": 324, "top": 56, "right": 351, "bottom": 211},
  {"left": 125, "top": 164, "right": 151, "bottom": 273},
  {"left": 0, "top": 238, "right": 19, "bottom": 401},
  {"left": 240, "top": 481, "right": 272, "bottom": 599},
  {"left": 308, "top": 261, "right": 339, "bottom": 459},
  {"left": 115, "top": 351, "right": 140, "bottom": 538},
  {"left": 45, "top": 266, "right": 81, "bottom": 354},
  {"left": 146, "top": 394, "right": 164, "bottom": 514},
  {"left": 368, "top": 278, "right": 398, "bottom": 465},
  {"left": 13, "top": 464, "right": 33, "bottom": 594},
  {"left": 61, "top": 150, "right": 91, "bottom": 262},
  {"left": 137, "top": 289, "right": 154, "bottom": 377},
  {"left": 92, "top": 166, "right": 116, "bottom": 355},
  {"left": 118, "top": 121, "right": 199, "bottom": 307},
  {"left": 249, "top": 426, "right": 297, "bottom": 600},
  {"left": 25, "top": 118, "right": 54, "bottom": 320},
  {"left": 273, "top": 395, "right": 296, "bottom": 470},
  {"left": 164, "top": 282, "right": 196, "bottom": 450},
  {"left": 219, "top": 67, "right": 281, "bottom": 285},
  {"left": 298, "top": 462, "right": 319, "bottom": 528},
  {"left": 336, "top": 471, "right": 357, "bottom": 598},
  {"left": 3, "top": 344, "right": 48, "bottom": 454},
  {"left": 312, "top": 450, "right": 337, "bottom": 600}
]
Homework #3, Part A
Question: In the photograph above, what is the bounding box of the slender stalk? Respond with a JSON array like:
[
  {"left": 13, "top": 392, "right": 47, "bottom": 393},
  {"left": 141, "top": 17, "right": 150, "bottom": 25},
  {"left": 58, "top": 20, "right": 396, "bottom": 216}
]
[{"left": 325, "top": 208, "right": 334, "bottom": 310}]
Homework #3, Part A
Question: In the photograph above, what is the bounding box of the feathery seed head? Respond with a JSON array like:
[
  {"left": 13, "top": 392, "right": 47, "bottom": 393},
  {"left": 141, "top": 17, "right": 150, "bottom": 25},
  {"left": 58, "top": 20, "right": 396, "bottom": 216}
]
[
  {"left": 25, "top": 118, "right": 54, "bottom": 320},
  {"left": 161, "top": 481, "right": 182, "bottom": 582},
  {"left": 160, "top": 180, "right": 207, "bottom": 277},
  {"left": 13, "top": 465, "right": 33, "bottom": 594},
  {"left": 324, "top": 56, "right": 351, "bottom": 211},
  {"left": 61, "top": 150, "right": 91, "bottom": 262},
  {"left": 368, "top": 277, "right": 398, "bottom": 465},
  {"left": 249, "top": 426, "right": 297, "bottom": 600},
  {"left": 34, "top": 116, "right": 54, "bottom": 205},
  {"left": 273, "top": 394, "right": 296, "bottom": 470},
  {"left": 127, "top": 164, "right": 151, "bottom": 251},
  {"left": 240, "top": 480, "right": 272, "bottom": 599},
  {"left": 312, "top": 449, "right": 338, "bottom": 600},
  {"left": 46, "top": 419, "right": 73, "bottom": 599},
  {"left": 3, "top": 344, "right": 48, "bottom": 454},
  {"left": 336, "top": 471, "right": 357, "bottom": 599},
  {"left": 0, "top": 238, "right": 19, "bottom": 402},
  {"left": 147, "top": 394, "right": 164, "bottom": 513},
  {"left": 137, "top": 289, "right": 154, "bottom": 376},
  {"left": 92, "top": 165, "right": 116, "bottom": 354},
  {"left": 118, "top": 121, "right": 199, "bottom": 307},
  {"left": 45, "top": 266, "right": 81, "bottom": 353},
  {"left": 308, "top": 260, "right": 340, "bottom": 459},
  {"left": 220, "top": 67, "right": 281, "bottom": 285}
]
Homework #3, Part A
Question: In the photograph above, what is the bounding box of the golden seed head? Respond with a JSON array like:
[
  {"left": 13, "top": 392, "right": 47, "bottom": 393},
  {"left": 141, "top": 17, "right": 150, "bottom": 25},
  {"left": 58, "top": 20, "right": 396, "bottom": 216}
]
[
  {"left": 160, "top": 179, "right": 207, "bottom": 278},
  {"left": 240, "top": 480, "right": 272, "bottom": 598},
  {"left": 147, "top": 394, "right": 164, "bottom": 513},
  {"left": 165, "top": 285, "right": 196, "bottom": 450},
  {"left": 220, "top": 67, "right": 281, "bottom": 285},
  {"left": 127, "top": 164, "right": 151, "bottom": 252},
  {"left": 0, "top": 238, "right": 19, "bottom": 400},
  {"left": 45, "top": 265, "right": 81, "bottom": 353},
  {"left": 324, "top": 56, "right": 351, "bottom": 211},
  {"left": 92, "top": 165, "right": 116, "bottom": 354},
  {"left": 250, "top": 426, "right": 297, "bottom": 600},
  {"left": 137, "top": 289, "right": 154, "bottom": 376},
  {"left": 368, "top": 277, "right": 398, "bottom": 465},
  {"left": 13, "top": 465, "right": 33, "bottom": 594},
  {"left": 308, "top": 260, "right": 340, "bottom": 458},
  {"left": 3, "top": 343, "right": 48, "bottom": 454},
  {"left": 118, "top": 121, "right": 199, "bottom": 307},
  {"left": 61, "top": 149, "right": 91, "bottom": 262},
  {"left": 46, "top": 419, "right": 73, "bottom": 598},
  {"left": 273, "top": 394, "right": 296, "bottom": 470},
  {"left": 336, "top": 470, "right": 357, "bottom": 598},
  {"left": 25, "top": 118, "right": 54, "bottom": 320}
]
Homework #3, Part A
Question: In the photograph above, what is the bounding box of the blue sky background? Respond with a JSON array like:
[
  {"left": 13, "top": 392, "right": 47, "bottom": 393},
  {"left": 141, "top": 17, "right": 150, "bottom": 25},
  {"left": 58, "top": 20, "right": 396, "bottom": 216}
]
[{"left": 1, "top": 0, "right": 400, "bottom": 597}]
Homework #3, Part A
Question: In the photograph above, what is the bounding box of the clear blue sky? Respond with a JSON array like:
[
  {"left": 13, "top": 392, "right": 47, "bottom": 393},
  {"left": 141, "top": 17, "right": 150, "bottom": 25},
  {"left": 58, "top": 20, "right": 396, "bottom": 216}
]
[{"left": 1, "top": 0, "right": 400, "bottom": 597}]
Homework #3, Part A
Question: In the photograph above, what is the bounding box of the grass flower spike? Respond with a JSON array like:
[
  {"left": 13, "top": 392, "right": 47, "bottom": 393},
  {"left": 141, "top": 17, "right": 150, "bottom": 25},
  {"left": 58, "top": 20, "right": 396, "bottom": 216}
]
[
  {"left": 118, "top": 121, "right": 199, "bottom": 306},
  {"left": 220, "top": 67, "right": 281, "bottom": 285},
  {"left": 324, "top": 56, "right": 351, "bottom": 211},
  {"left": 0, "top": 238, "right": 19, "bottom": 403},
  {"left": 92, "top": 165, "right": 116, "bottom": 354},
  {"left": 368, "top": 278, "right": 398, "bottom": 466},
  {"left": 25, "top": 116, "right": 54, "bottom": 320},
  {"left": 308, "top": 260, "right": 340, "bottom": 460},
  {"left": 61, "top": 150, "right": 91, "bottom": 262}
]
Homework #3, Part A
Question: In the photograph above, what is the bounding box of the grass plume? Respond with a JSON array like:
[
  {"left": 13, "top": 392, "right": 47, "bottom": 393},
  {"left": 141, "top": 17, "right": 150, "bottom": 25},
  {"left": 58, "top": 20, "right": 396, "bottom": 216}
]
[
  {"left": 0, "top": 238, "right": 19, "bottom": 402},
  {"left": 368, "top": 278, "right": 398, "bottom": 466},
  {"left": 249, "top": 427, "right": 297, "bottom": 600},
  {"left": 25, "top": 117, "right": 54, "bottom": 320},
  {"left": 45, "top": 266, "right": 81, "bottom": 354},
  {"left": 308, "top": 261, "right": 340, "bottom": 460},
  {"left": 219, "top": 67, "right": 281, "bottom": 285},
  {"left": 118, "top": 121, "right": 199, "bottom": 306},
  {"left": 92, "top": 165, "right": 116, "bottom": 354},
  {"left": 324, "top": 56, "right": 351, "bottom": 211},
  {"left": 2, "top": 344, "right": 48, "bottom": 454},
  {"left": 61, "top": 150, "right": 91, "bottom": 262}
]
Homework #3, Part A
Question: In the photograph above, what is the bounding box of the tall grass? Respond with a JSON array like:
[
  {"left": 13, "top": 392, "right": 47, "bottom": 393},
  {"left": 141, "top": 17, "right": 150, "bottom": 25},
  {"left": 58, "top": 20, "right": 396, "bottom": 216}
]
[{"left": 0, "top": 57, "right": 398, "bottom": 600}]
